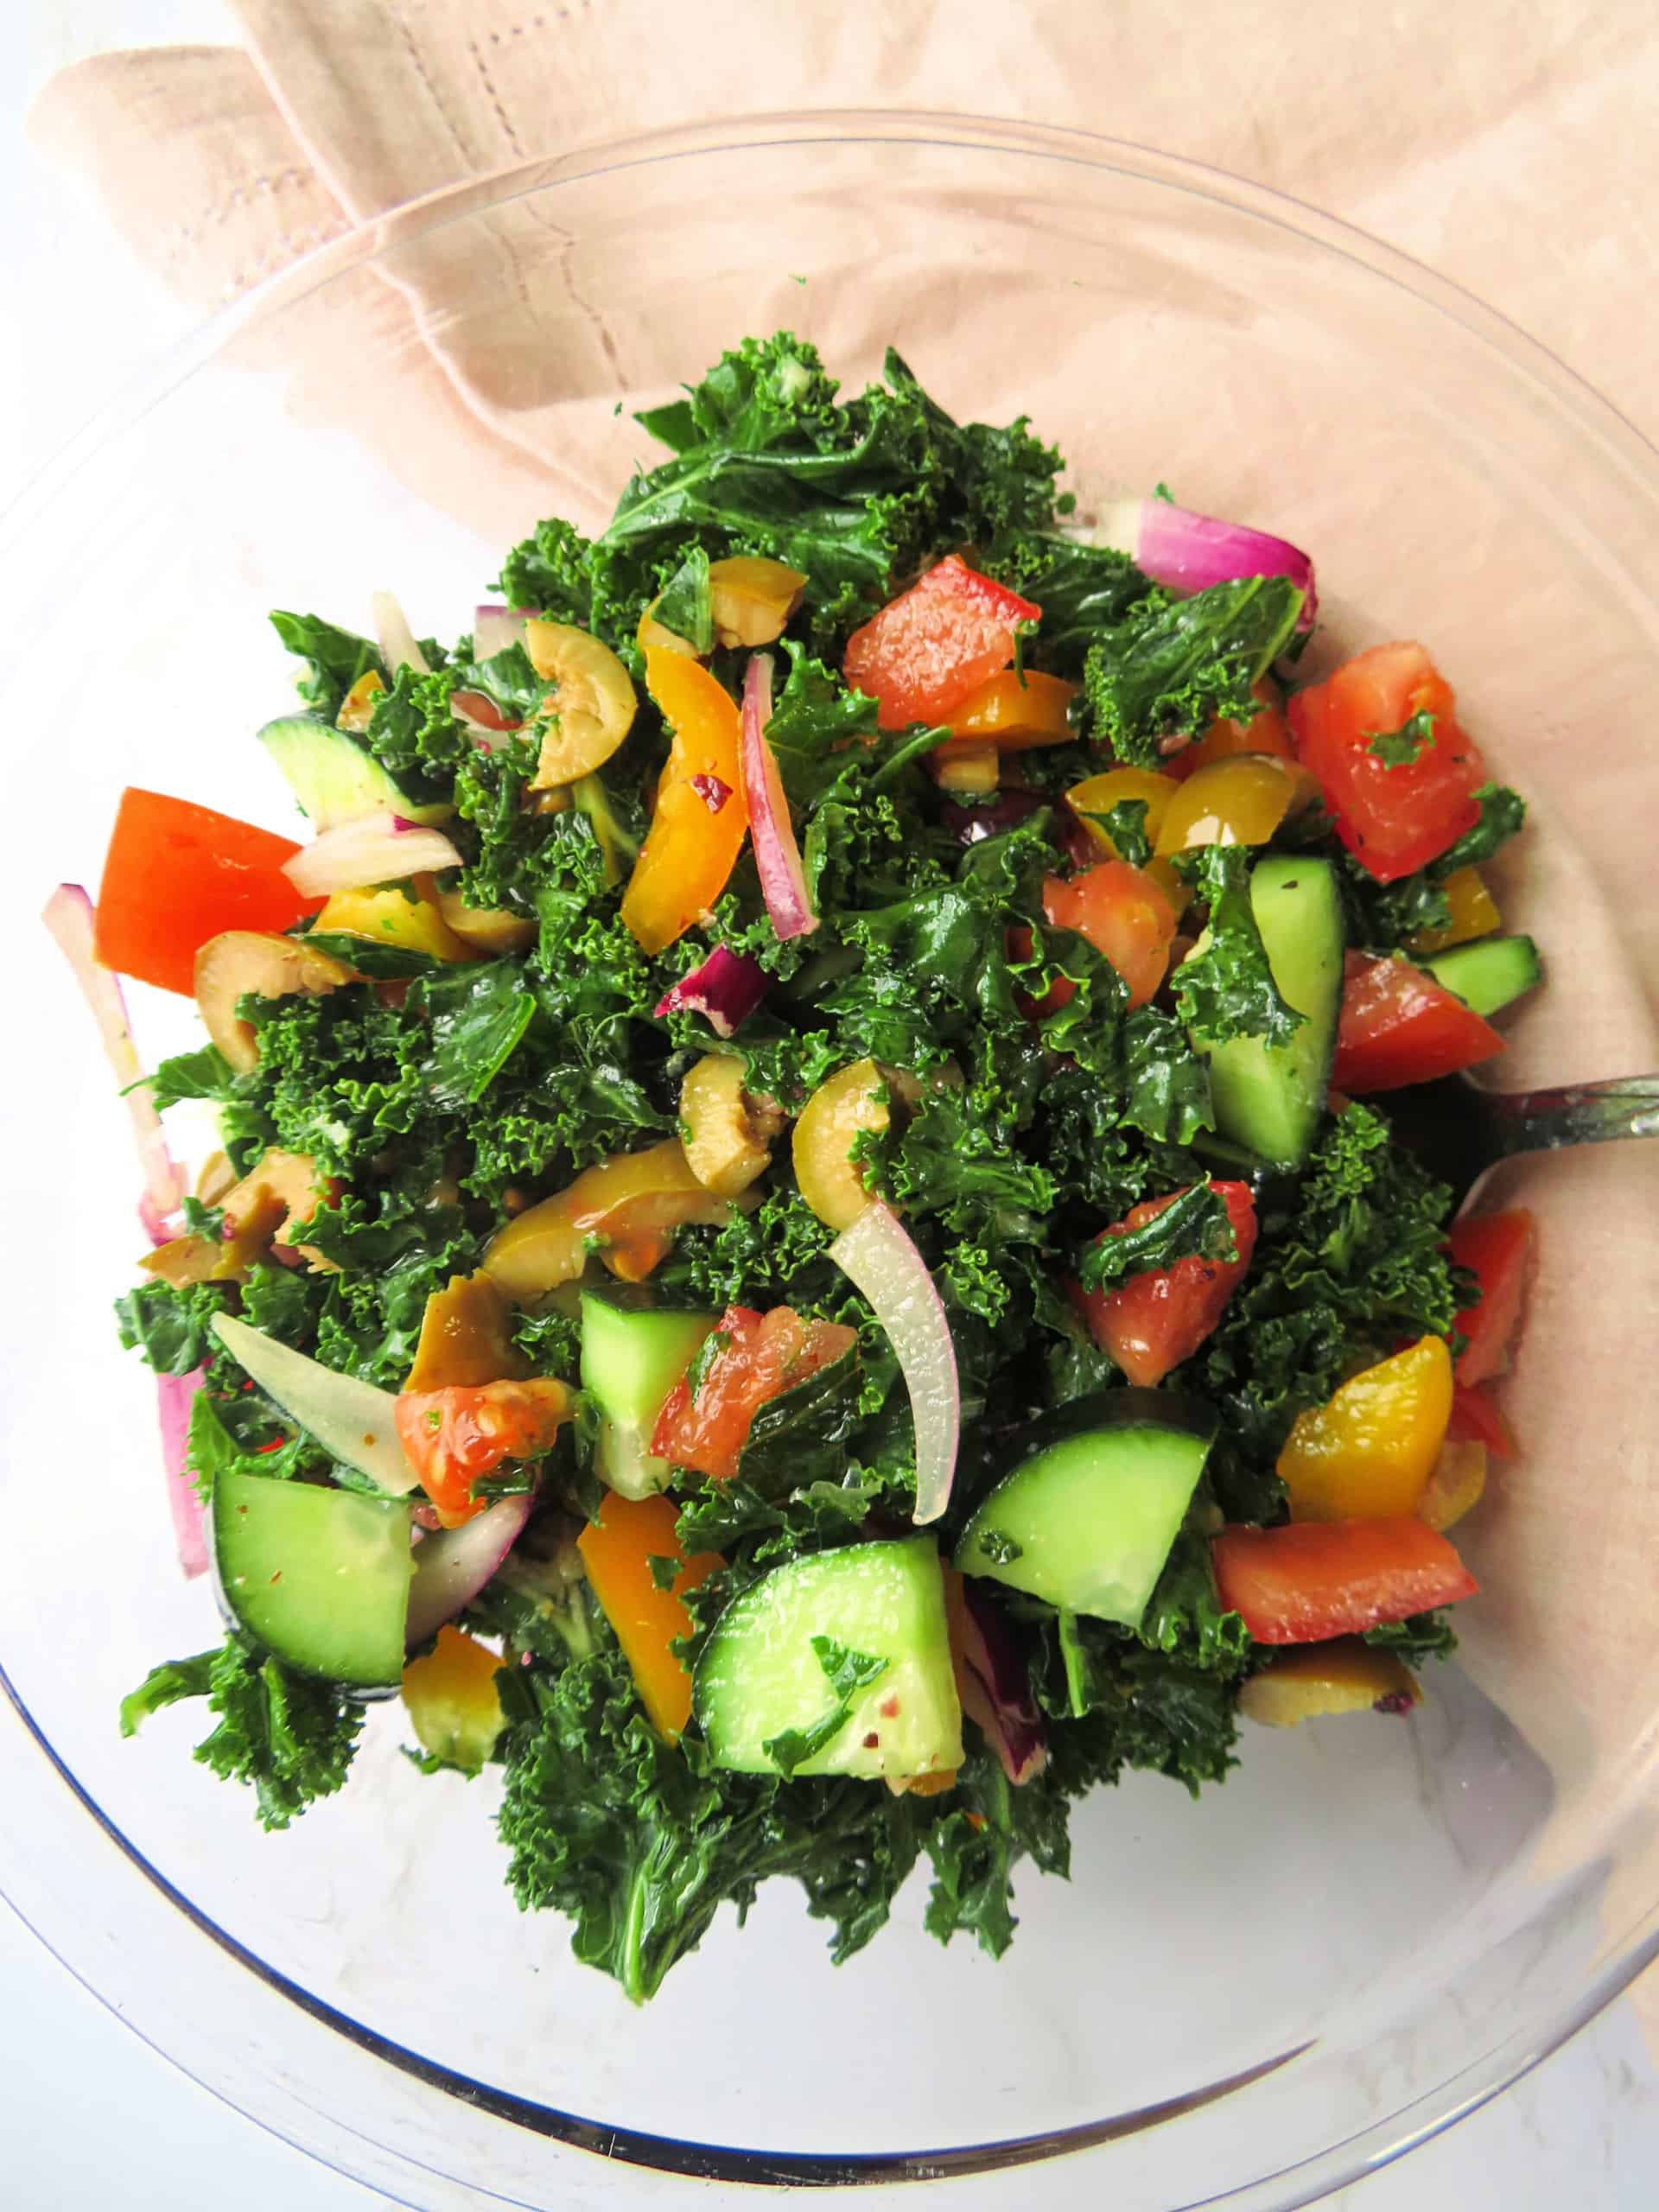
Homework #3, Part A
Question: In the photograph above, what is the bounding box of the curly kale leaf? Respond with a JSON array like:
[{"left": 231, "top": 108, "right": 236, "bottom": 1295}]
[
  {"left": 268, "top": 611, "right": 382, "bottom": 720},
  {"left": 1077, "top": 1177, "right": 1236, "bottom": 1294},
  {"left": 120, "top": 1639, "right": 362, "bottom": 1831},
  {"left": 1173, "top": 845, "right": 1305, "bottom": 1050},
  {"left": 1082, "top": 575, "right": 1304, "bottom": 766}
]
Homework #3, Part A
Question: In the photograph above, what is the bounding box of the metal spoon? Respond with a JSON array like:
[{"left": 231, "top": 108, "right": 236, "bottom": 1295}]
[{"left": 1368, "top": 1072, "right": 1659, "bottom": 1210}]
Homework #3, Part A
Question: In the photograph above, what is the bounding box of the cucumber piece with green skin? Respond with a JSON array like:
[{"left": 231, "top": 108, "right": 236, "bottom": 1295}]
[
  {"left": 257, "top": 715, "right": 453, "bottom": 834},
  {"left": 956, "top": 1389, "right": 1218, "bottom": 1629},
  {"left": 1421, "top": 933, "right": 1541, "bottom": 1019},
  {"left": 694, "top": 1537, "right": 963, "bottom": 1781},
  {"left": 213, "top": 1467, "right": 413, "bottom": 1688},
  {"left": 579, "top": 1289, "right": 715, "bottom": 1500},
  {"left": 1190, "top": 854, "right": 1345, "bottom": 1168}
]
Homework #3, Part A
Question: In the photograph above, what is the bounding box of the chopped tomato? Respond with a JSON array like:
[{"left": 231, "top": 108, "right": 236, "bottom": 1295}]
[
  {"left": 1212, "top": 1518, "right": 1478, "bottom": 1644},
  {"left": 1332, "top": 950, "right": 1504, "bottom": 1092},
  {"left": 842, "top": 556, "right": 1041, "bottom": 732},
  {"left": 576, "top": 1492, "right": 723, "bottom": 1738},
  {"left": 1073, "top": 1182, "right": 1257, "bottom": 1386},
  {"left": 1041, "top": 859, "right": 1179, "bottom": 1012},
  {"left": 1446, "top": 1209, "right": 1535, "bottom": 1385},
  {"left": 1447, "top": 1380, "right": 1517, "bottom": 1459},
  {"left": 650, "top": 1305, "right": 859, "bottom": 1481},
  {"left": 94, "top": 787, "right": 321, "bottom": 995},
  {"left": 394, "top": 1377, "right": 573, "bottom": 1528},
  {"left": 1287, "top": 642, "right": 1487, "bottom": 883}
]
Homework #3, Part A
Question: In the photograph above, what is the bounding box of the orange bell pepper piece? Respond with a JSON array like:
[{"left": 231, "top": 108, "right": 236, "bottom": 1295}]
[
  {"left": 575, "top": 1492, "right": 724, "bottom": 1738},
  {"left": 620, "top": 650, "right": 750, "bottom": 954},
  {"left": 942, "top": 668, "right": 1077, "bottom": 751},
  {"left": 1278, "top": 1336, "right": 1454, "bottom": 1522},
  {"left": 1406, "top": 866, "right": 1501, "bottom": 954},
  {"left": 1175, "top": 678, "right": 1296, "bottom": 777}
]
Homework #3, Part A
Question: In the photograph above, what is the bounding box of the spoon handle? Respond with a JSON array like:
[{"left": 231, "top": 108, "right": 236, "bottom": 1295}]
[{"left": 1484, "top": 1075, "right": 1659, "bottom": 1161}]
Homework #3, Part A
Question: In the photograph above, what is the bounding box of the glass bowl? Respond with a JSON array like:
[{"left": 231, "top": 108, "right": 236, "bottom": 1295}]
[{"left": 3, "top": 114, "right": 1658, "bottom": 2212}]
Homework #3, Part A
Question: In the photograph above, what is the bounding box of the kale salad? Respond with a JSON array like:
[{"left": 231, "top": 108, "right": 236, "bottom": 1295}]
[{"left": 65, "top": 334, "right": 1541, "bottom": 2002}]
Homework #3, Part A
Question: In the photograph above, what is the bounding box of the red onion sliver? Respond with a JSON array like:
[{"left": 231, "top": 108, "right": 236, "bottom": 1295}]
[
  {"left": 405, "top": 1492, "right": 533, "bottom": 1649},
  {"left": 1073, "top": 499, "right": 1316, "bottom": 631},
  {"left": 653, "top": 944, "right": 768, "bottom": 1039},
  {"left": 452, "top": 688, "right": 524, "bottom": 752},
  {"left": 282, "top": 810, "right": 463, "bottom": 899},
  {"left": 474, "top": 604, "right": 531, "bottom": 661},
  {"left": 372, "top": 590, "right": 431, "bottom": 675},
  {"left": 829, "top": 1201, "right": 959, "bottom": 1525},
  {"left": 156, "top": 1370, "right": 210, "bottom": 1580},
  {"left": 954, "top": 1579, "right": 1047, "bottom": 1785},
  {"left": 740, "top": 652, "right": 817, "bottom": 942},
  {"left": 42, "top": 883, "right": 185, "bottom": 1237}
]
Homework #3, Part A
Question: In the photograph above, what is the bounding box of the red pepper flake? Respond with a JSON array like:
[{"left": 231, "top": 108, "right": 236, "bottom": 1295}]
[
  {"left": 1373, "top": 1691, "right": 1416, "bottom": 1717},
  {"left": 879, "top": 1695, "right": 900, "bottom": 1718},
  {"left": 863, "top": 1732, "right": 880, "bottom": 1750},
  {"left": 690, "top": 773, "right": 731, "bottom": 815}
]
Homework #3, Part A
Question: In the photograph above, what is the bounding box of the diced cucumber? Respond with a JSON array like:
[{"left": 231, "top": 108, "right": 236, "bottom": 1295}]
[
  {"left": 213, "top": 1467, "right": 413, "bottom": 1688},
  {"left": 1421, "top": 934, "right": 1541, "bottom": 1019},
  {"left": 693, "top": 1537, "right": 963, "bottom": 1782},
  {"left": 257, "top": 715, "right": 453, "bottom": 833},
  {"left": 579, "top": 1290, "right": 715, "bottom": 1500},
  {"left": 955, "top": 1390, "right": 1217, "bottom": 1629},
  {"left": 211, "top": 1315, "right": 420, "bottom": 1497},
  {"left": 1189, "top": 854, "right": 1345, "bottom": 1168}
]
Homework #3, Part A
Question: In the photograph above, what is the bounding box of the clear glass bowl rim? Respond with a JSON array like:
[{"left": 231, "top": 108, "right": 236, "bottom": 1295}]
[{"left": 5, "top": 105, "right": 1659, "bottom": 2212}]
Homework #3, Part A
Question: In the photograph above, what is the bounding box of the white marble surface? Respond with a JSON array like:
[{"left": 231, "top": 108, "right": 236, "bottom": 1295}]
[{"left": 4, "top": 5, "right": 1659, "bottom": 2207}]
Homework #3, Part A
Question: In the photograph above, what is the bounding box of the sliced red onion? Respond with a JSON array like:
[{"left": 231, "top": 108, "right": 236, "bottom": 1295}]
[
  {"left": 405, "top": 1492, "right": 533, "bottom": 1649},
  {"left": 829, "top": 1201, "right": 959, "bottom": 1526},
  {"left": 740, "top": 652, "right": 818, "bottom": 942},
  {"left": 1072, "top": 499, "right": 1316, "bottom": 629},
  {"left": 156, "top": 1369, "right": 210, "bottom": 1580},
  {"left": 954, "top": 1580, "right": 1047, "bottom": 1785},
  {"left": 690, "top": 772, "right": 732, "bottom": 815},
  {"left": 474, "top": 604, "right": 531, "bottom": 661},
  {"left": 282, "top": 810, "right": 463, "bottom": 899},
  {"left": 372, "top": 590, "right": 431, "bottom": 676},
  {"left": 42, "top": 883, "right": 185, "bottom": 1238},
  {"left": 653, "top": 944, "right": 769, "bottom": 1039}
]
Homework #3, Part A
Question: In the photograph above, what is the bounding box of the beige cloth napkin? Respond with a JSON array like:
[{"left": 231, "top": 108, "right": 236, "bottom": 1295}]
[{"left": 28, "top": 0, "right": 1659, "bottom": 2056}]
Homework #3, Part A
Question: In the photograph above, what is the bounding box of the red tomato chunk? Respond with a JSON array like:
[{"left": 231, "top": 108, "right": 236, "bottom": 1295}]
[
  {"left": 1074, "top": 1182, "right": 1258, "bottom": 1387},
  {"left": 842, "top": 556, "right": 1040, "bottom": 731},
  {"left": 1212, "top": 1518, "right": 1478, "bottom": 1644},
  {"left": 1288, "top": 642, "right": 1486, "bottom": 883},
  {"left": 1332, "top": 951, "right": 1504, "bottom": 1092},
  {"left": 651, "top": 1306, "right": 858, "bottom": 1481},
  {"left": 1446, "top": 1209, "right": 1535, "bottom": 1386}
]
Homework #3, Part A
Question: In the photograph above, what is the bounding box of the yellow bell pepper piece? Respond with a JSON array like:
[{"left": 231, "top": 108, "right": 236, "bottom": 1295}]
[
  {"left": 402, "top": 1625, "right": 507, "bottom": 1775},
  {"left": 1154, "top": 754, "right": 1299, "bottom": 856},
  {"left": 1418, "top": 1440, "right": 1488, "bottom": 1532},
  {"left": 576, "top": 1492, "right": 724, "bottom": 1738},
  {"left": 1237, "top": 1638, "right": 1421, "bottom": 1728},
  {"left": 314, "top": 874, "right": 472, "bottom": 963},
  {"left": 482, "top": 1139, "right": 735, "bottom": 1299},
  {"left": 1278, "top": 1336, "right": 1454, "bottom": 1522},
  {"left": 1065, "top": 766, "right": 1182, "bottom": 856},
  {"left": 944, "top": 669, "right": 1078, "bottom": 750},
  {"left": 1406, "top": 866, "right": 1501, "bottom": 954},
  {"left": 620, "top": 650, "right": 750, "bottom": 954},
  {"left": 934, "top": 746, "right": 1000, "bottom": 795}
]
